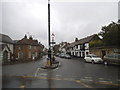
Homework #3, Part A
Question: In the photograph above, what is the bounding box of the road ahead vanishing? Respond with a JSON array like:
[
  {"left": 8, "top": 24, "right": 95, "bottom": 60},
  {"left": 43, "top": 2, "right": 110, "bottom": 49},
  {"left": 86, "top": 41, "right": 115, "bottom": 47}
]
[{"left": 2, "top": 56, "right": 120, "bottom": 88}]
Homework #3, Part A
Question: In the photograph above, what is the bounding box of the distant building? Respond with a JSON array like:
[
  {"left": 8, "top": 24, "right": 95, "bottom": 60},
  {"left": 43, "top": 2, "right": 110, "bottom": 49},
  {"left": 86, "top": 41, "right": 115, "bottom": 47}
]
[
  {"left": 67, "top": 34, "right": 100, "bottom": 58},
  {"left": 59, "top": 42, "right": 68, "bottom": 54},
  {"left": 14, "top": 35, "right": 44, "bottom": 62},
  {"left": 0, "top": 34, "right": 14, "bottom": 64}
]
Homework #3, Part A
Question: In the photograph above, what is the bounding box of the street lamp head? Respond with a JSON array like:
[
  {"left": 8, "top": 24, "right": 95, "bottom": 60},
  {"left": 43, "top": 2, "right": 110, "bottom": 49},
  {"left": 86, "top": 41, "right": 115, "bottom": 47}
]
[{"left": 51, "top": 33, "right": 55, "bottom": 37}]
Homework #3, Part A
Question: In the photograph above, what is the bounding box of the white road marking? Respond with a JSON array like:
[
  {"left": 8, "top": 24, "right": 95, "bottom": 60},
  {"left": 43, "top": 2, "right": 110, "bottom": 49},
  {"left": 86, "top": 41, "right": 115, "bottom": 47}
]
[
  {"left": 34, "top": 68, "right": 40, "bottom": 77},
  {"left": 89, "top": 80, "right": 93, "bottom": 82},
  {"left": 84, "top": 77, "right": 92, "bottom": 79},
  {"left": 80, "top": 78, "right": 93, "bottom": 82},
  {"left": 98, "top": 78, "right": 105, "bottom": 80},
  {"left": 19, "top": 85, "right": 25, "bottom": 88},
  {"left": 80, "top": 79, "right": 89, "bottom": 81},
  {"left": 56, "top": 75, "right": 61, "bottom": 77},
  {"left": 39, "top": 73, "right": 47, "bottom": 76}
]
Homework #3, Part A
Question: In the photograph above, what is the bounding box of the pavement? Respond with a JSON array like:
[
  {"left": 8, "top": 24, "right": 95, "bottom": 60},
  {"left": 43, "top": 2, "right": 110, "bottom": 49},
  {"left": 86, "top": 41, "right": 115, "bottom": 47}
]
[{"left": 2, "top": 55, "right": 120, "bottom": 89}]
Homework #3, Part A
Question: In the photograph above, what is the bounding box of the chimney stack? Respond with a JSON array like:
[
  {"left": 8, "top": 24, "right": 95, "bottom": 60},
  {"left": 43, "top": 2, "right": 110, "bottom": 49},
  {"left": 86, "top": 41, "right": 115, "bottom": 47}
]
[
  {"left": 75, "top": 37, "right": 78, "bottom": 42},
  {"left": 29, "top": 35, "right": 33, "bottom": 40},
  {"left": 24, "top": 34, "right": 27, "bottom": 39}
]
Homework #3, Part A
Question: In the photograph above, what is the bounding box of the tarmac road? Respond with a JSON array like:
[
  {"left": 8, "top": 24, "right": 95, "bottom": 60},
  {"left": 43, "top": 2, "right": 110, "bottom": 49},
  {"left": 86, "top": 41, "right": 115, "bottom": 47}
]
[{"left": 2, "top": 55, "right": 120, "bottom": 88}]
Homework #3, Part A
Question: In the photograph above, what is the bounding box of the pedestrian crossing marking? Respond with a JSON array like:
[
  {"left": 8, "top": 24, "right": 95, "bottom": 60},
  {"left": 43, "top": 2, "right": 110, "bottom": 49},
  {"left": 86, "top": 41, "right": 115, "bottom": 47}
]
[{"left": 74, "top": 80, "right": 93, "bottom": 88}]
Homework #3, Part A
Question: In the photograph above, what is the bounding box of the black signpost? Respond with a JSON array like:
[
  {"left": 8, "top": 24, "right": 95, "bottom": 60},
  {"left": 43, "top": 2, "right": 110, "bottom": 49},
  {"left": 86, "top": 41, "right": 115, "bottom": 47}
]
[
  {"left": 48, "top": 0, "right": 52, "bottom": 66},
  {"left": 41, "top": 0, "right": 59, "bottom": 69}
]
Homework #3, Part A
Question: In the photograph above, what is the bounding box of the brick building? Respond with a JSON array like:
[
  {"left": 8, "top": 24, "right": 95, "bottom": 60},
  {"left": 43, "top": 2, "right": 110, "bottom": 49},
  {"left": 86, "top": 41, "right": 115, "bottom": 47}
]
[{"left": 14, "top": 35, "right": 44, "bottom": 62}]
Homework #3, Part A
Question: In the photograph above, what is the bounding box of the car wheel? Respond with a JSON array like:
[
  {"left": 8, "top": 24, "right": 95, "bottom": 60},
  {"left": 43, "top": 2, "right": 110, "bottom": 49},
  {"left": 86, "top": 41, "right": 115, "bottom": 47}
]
[
  {"left": 104, "top": 61, "right": 108, "bottom": 65},
  {"left": 85, "top": 60, "right": 87, "bottom": 63},
  {"left": 91, "top": 60, "right": 95, "bottom": 64}
]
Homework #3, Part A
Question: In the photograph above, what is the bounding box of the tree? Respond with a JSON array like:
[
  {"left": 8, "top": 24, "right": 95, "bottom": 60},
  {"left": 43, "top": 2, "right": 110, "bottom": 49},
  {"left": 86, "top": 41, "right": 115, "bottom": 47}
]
[
  {"left": 89, "top": 40, "right": 103, "bottom": 48},
  {"left": 98, "top": 21, "right": 120, "bottom": 47}
]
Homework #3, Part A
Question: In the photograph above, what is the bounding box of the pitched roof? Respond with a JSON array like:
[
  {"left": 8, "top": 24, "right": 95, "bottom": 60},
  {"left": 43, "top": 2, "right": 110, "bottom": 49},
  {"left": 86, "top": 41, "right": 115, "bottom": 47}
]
[
  {"left": 13, "top": 40, "right": 19, "bottom": 44},
  {"left": 16, "top": 37, "right": 40, "bottom": 46},
  {"left": 0, "top": 44, "right": 11, "bottom": 51},
  {"left": 62, "top": 43, "right": 68, "bottom": 49},
  {"left": 67, "top": 34, "right": 97, "bottom": 48},
  {"left": 75, "top": 34, "right": 96, "bottom": 45},
  {"left": 0, "top": 34, "right": 13, "bottom": 44}
]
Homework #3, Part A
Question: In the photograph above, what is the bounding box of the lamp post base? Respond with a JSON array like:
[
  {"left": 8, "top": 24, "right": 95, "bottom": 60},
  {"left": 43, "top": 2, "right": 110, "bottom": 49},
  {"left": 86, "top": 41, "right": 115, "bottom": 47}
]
[{"left": 41, "top": 64, "right": 58, "bottom": 69}]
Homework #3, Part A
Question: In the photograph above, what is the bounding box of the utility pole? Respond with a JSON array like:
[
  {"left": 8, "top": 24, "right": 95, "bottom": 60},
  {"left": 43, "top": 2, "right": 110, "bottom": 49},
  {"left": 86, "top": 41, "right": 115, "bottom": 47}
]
[{"left": 48, "top": 0, "right": 52, "bottom": 66}]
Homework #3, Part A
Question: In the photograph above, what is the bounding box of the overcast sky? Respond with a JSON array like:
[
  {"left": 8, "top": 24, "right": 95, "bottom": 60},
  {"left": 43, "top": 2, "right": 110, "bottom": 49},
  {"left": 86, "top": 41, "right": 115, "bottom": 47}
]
[{"left": 0, "top": 0, "right": 119, "bottom": 48}]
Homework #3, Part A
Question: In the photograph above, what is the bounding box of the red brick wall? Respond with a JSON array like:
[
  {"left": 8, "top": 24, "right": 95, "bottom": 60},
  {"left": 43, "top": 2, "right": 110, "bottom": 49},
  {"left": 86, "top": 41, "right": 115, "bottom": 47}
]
[{"left": 14, "top": 44, "right": 42, "bottom": 62}]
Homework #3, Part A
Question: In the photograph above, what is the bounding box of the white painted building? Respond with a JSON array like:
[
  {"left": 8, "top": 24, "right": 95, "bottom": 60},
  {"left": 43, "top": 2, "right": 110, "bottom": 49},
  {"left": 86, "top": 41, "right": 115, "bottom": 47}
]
[{"left": 67, "top": 34, "right": 99, "bottom": 58}]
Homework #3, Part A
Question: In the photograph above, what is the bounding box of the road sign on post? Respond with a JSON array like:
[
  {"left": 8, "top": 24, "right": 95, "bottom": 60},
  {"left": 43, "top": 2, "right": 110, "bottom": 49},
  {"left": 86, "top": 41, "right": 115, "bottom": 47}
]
[{"left": 50, "top": 42, "right": 56, "bottom": 44}]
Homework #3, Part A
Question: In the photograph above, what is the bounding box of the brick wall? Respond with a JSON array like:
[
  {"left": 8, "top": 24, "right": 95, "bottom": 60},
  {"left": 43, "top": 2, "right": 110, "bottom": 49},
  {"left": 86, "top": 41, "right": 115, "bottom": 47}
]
[{"left": 14, "top": 44, "right": 42, "bottom": 62}]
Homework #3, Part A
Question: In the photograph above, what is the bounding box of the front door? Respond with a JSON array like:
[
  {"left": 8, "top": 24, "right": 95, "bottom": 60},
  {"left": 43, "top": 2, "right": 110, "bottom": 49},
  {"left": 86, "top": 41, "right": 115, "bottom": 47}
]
[
  {"left": 102, "top": 50, "right": 106, "bottom": 59},
  {"left": 82, "top": 52, "right": 85, "bottom": 58},
  {"left": 3, "top": 51, "right": 8, "bottom": 63}
]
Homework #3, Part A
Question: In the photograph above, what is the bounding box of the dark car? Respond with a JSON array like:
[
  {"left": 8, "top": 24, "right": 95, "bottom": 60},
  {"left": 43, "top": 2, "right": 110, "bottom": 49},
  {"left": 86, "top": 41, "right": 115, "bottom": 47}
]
[
  {"left": 103, "top": 53, "right": 120, "bottom": 65},
  {"left": 55, "top": 53, "right": 60, "bottom": 57}
]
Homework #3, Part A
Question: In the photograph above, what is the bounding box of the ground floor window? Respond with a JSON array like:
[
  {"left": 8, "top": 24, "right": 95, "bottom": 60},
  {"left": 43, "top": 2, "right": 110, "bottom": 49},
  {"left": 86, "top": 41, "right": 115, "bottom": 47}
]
[
  {"left": 35, "top": 52, "right": 38, "bottom": 57},
  {"left": 28, "top": 52, "right": 31, "bottom": 58},
  {"left": 75, "top": 52, "right": 78, "bottom": 56},
  {"left": 86, "top": 52, "right": 89, "bottom": 55},
  {"left": 79, "top": 52, "right": 81, "bottom": 57},
  {"left": 3, "top": 50, "right": 8, "bottom": 63},
  {"left": 82, "top": 52, "right": 85, "bottom": 57},
  {"left": 18, "top": 52, "right": 23, "bottom": 59}
]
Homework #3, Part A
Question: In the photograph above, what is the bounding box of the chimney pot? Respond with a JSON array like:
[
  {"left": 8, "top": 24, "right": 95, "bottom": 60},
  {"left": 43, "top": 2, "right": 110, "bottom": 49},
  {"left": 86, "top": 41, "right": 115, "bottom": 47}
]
[{"left": 75, "top": 37, "right": 78, "bottom": 42}]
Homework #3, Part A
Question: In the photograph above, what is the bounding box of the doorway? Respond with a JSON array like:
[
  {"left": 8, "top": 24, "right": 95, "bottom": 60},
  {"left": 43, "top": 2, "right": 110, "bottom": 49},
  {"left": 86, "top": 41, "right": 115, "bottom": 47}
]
[
  {"left": 3, "top": 50, "right": 8, "bottom": 63},
  {"left": 101, "top": 50, "right": 106, "bottom": 59}
]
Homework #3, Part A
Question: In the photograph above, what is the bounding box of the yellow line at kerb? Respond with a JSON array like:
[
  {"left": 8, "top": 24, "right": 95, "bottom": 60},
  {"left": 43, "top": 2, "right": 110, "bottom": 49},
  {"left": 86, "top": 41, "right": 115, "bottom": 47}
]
[{"left": 96, "top": 82, "right": 120, "bottom": 86}]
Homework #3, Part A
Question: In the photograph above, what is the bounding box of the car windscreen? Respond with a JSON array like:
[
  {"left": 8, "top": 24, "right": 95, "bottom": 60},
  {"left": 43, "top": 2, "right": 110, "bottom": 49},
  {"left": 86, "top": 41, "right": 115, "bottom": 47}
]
[
  {"left": 91, "top": 55, "right": 99, "bottom": 58},
  {"left": 115, "top": 54, "right": 120, "bottom": 59}
]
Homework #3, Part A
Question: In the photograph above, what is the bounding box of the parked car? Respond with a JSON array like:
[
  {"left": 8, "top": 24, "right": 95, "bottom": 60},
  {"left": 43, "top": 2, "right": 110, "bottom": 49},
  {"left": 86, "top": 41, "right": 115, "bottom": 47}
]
[
  {"left": 84, "top": 54, "right": 103, "bottom": 64},
  {"left": 64, "top": 54, "right": 71, "bottom": 59},
  {"left": 55, "top": 53, "right": 60, "bottom": 57},
  {"left": 103, "top": 53, "right": 120, "bottom": 65},
  {"left": 59, "top": 53, "right": 71, "bottom": 59},
  {"left": 60, "top": 54, "right": 65, "bottom": 58},
  {"left": 58, "top": 53, "right": 63, "bottom": 57}
]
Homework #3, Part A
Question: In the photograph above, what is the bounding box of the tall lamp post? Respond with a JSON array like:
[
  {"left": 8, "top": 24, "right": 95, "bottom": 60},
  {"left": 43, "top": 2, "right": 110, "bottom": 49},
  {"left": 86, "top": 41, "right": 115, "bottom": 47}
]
[{"left": 48, "top": 0, "right": 52, "bottom": 66}]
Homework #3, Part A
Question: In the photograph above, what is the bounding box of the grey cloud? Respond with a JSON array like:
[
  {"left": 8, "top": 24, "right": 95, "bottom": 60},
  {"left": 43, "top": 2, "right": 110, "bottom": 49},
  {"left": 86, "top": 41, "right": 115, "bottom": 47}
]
[{"left": 1, "top": 0, "right": 118, "bottom": 48}]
